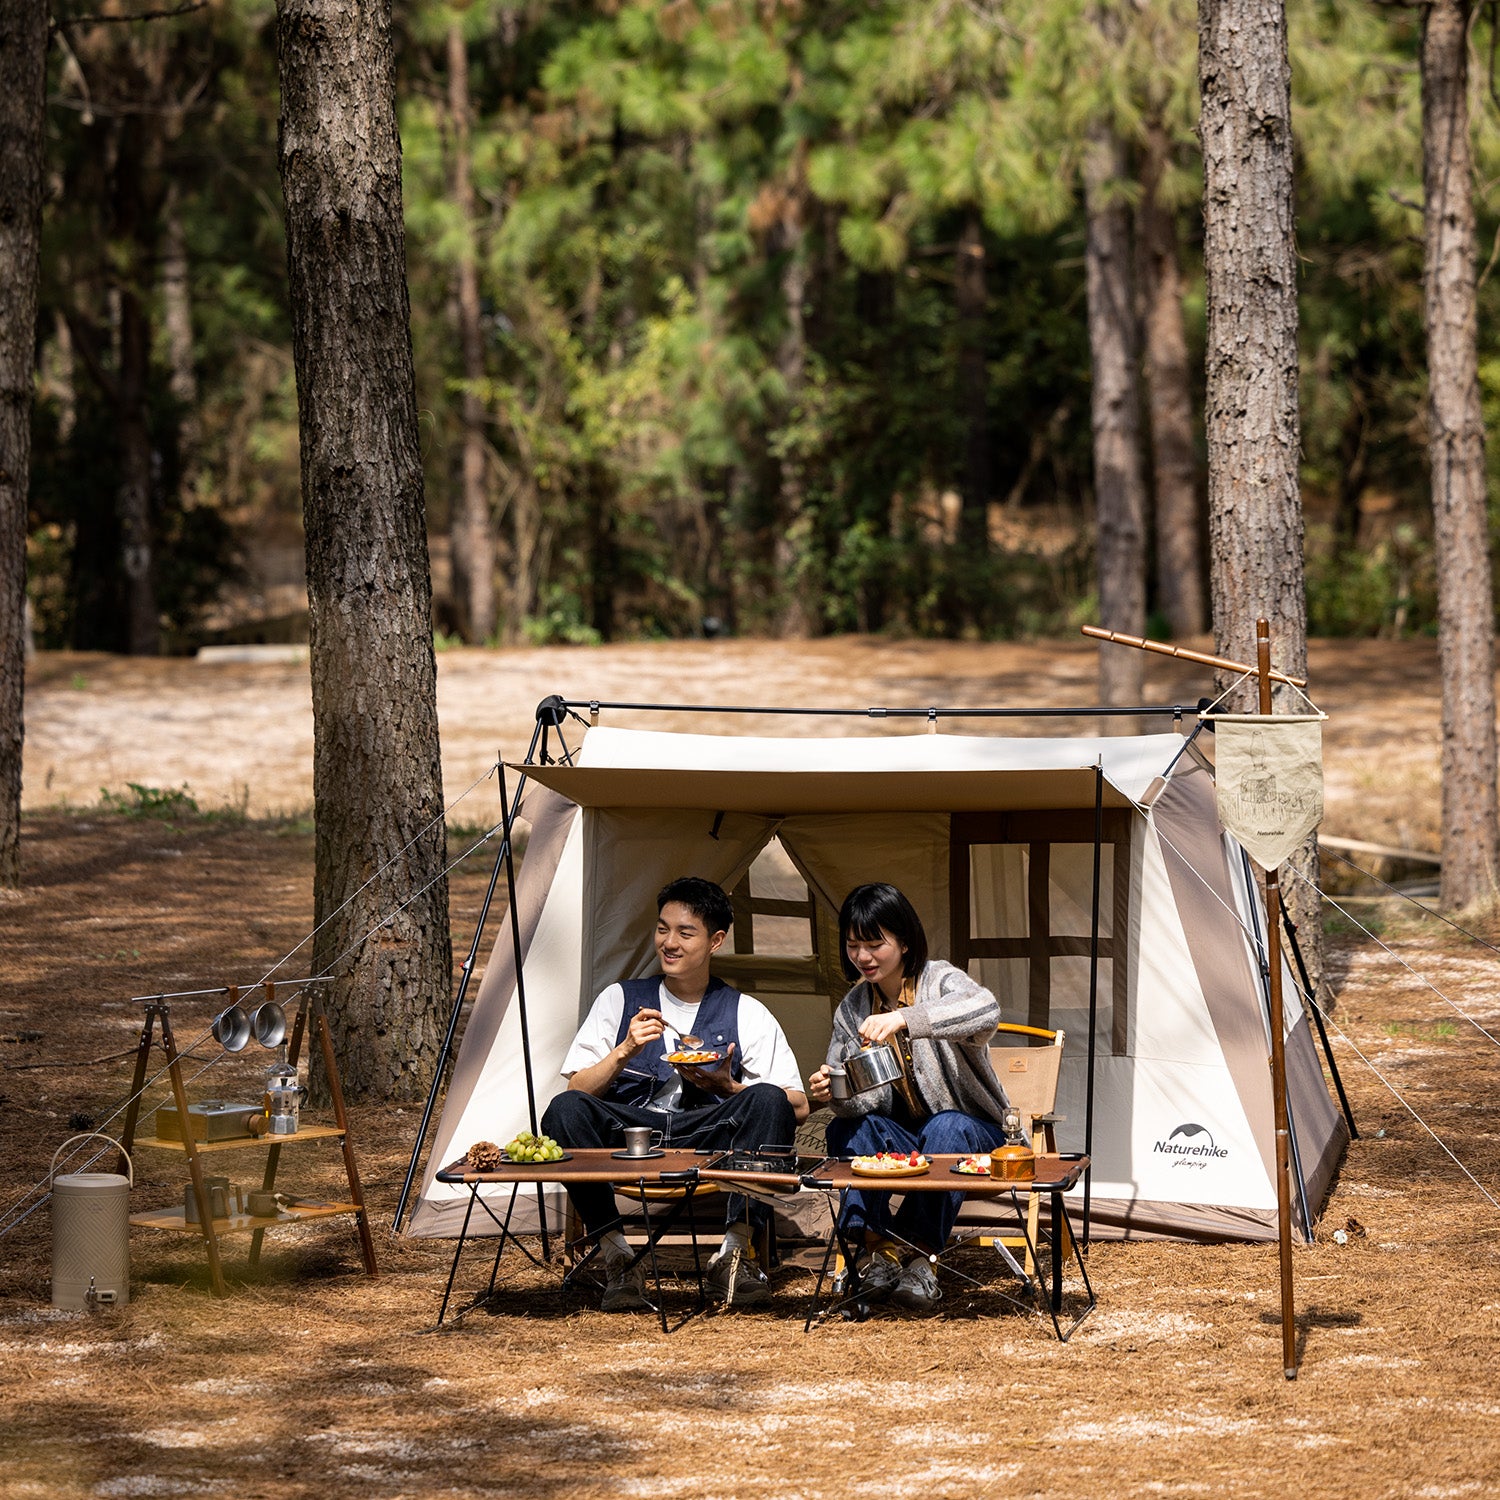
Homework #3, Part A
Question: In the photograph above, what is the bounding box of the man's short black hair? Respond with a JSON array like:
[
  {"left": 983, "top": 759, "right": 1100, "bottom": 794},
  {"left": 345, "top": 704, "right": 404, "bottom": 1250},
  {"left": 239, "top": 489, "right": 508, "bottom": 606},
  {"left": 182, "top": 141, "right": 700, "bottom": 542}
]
[
  {"left": 657, "top": 876, "right": 733, "bottom": 937},
  {"left": 838, "top": 882, "right": 929, "bottom": 982}
]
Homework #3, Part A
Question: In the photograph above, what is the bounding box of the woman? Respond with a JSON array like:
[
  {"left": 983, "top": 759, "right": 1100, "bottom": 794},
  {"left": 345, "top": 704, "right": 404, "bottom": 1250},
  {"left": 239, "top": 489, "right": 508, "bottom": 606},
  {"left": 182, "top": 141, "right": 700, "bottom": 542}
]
[{"left": 807, "top": 882, "right": 1011, "bottom": 1311}]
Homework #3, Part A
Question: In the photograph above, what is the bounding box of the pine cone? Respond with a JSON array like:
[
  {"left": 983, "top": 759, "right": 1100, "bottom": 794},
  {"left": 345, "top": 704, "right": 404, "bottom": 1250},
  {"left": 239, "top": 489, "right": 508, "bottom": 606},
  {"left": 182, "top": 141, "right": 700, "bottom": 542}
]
[{"left": 466, "top": 1140, "right": 504, "bottom": 1171}]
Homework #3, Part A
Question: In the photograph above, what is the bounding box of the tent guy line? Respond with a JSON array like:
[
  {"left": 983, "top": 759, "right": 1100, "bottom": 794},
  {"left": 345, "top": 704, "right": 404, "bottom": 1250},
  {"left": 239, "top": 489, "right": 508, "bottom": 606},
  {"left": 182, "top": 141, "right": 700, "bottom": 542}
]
[
  {"left": 250, "top": 760, "right": 501, "bottom": 995},
  {"left": 1319, "top": 844, "right": 1500, "bottom": 960},
  {"left": 1292, "top": 990, "right": 1500, "bottom": 1213},
  {"left": 1287, "top": 868, "right": 1500, "bottom": 1054}
]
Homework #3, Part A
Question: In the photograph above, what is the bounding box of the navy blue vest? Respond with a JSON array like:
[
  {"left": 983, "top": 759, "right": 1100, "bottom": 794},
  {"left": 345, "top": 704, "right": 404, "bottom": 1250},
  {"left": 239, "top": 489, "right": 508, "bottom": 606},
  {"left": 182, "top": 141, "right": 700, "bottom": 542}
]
[{"left": 605, "top": 975, "right": 745, "bottom": 1110}]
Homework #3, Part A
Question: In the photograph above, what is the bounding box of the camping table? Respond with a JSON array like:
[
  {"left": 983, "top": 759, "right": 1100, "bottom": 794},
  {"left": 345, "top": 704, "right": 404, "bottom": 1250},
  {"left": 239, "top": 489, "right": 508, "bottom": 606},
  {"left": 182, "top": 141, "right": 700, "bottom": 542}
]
[
  {"left": 800, "top": 1153, "right": 1096, "bottom": 1341},
  {"left": 433, "top": 1148, "right": 712, "bottom": 1332}
]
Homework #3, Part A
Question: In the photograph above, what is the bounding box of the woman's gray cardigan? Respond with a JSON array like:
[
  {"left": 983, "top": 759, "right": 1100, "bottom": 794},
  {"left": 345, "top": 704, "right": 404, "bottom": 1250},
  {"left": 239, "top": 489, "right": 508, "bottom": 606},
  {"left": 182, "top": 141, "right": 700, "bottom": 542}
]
[{"left": 823, "top": 959, "right": 1011, "bottom": 1123}]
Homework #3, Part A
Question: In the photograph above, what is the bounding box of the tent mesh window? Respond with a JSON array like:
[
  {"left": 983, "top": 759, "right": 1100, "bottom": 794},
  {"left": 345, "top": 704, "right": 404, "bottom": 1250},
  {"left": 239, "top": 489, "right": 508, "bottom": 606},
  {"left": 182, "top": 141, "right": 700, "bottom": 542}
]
[{"left": 949, "top": 810, "right": 1133, "bottom": 1053}]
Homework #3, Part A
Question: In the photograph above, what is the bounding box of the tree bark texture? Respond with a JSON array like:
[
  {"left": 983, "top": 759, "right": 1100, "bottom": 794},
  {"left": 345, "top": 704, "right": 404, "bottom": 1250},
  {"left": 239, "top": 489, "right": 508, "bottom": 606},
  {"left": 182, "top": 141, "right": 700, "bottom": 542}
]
[
  {"left": 774, "top": 207, "right": 814, "bottom": 637},
  {"left": 276, "top": 0, "right": 452, "bottom": 1099},
  {"left": 1198, "top": 0, "right": 1307, "bottom": 695},
  {"left": 1084, "top": 122, "right": 1147, "bottom": 709},
  {"left": 1138, "top": 119, "right": 1206, "bottom": 638},
  {"left": 446, "top": 22, "right": 497, "bottom": 646},
  {"left": 1199, "top": 0, "right": 1319, "bottom": 984},
  {"left": 1422, "top": 0, "right": 1500, "bottom": 909},
  {"left": 0, "top": 0, "right": 48, "bottom": 890}
]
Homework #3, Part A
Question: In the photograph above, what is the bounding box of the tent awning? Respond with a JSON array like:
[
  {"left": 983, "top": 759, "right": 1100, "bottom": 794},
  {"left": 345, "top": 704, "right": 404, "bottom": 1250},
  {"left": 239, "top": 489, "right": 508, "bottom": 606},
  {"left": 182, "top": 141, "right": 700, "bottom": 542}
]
[{"left": 512, "top": 763, "right": 1136, "bottom": 814}]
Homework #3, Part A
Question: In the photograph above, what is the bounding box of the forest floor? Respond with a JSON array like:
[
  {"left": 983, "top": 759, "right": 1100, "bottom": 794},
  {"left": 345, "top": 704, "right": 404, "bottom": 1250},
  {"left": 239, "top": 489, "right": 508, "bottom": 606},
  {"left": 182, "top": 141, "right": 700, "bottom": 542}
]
[{"left": 2, "top": 636, "right": 1498, "bottom": 1499}]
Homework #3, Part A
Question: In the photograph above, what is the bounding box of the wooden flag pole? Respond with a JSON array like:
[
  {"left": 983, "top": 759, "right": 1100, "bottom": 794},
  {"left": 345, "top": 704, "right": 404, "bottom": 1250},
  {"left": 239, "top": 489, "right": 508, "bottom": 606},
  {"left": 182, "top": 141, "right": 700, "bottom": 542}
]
[
  {"left": 1256, "top": 618, "right": 1299, "bottom": 1380},
  {"left": 1091, "top": 616, "right": 1301, "bottom": 1377},
  {"left": 1080, "top": 624, "right": 1307, "bottom": 688}
]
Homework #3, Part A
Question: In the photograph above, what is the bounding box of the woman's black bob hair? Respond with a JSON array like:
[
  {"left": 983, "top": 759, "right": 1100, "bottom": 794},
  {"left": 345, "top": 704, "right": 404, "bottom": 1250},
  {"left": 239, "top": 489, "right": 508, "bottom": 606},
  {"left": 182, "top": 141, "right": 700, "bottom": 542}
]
[{"left": 838, "top": 883, "right": 929, "bottom": 983}]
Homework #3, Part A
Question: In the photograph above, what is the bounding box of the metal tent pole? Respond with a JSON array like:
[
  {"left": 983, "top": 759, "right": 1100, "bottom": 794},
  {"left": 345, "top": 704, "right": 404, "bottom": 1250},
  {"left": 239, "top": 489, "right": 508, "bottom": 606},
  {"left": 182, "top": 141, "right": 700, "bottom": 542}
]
[
  {"left": 499, "top": 760, "right": 551, "bottom": 1258},
  {"left": 1082, "top": 758, "right": 1103, "bottom": 1250},
  {"left": 1280, "top": 904, "right": 1359, "bottom": 1140},
  {"left": 392, "top": 718, "right": 545, "bottom": 1233}
]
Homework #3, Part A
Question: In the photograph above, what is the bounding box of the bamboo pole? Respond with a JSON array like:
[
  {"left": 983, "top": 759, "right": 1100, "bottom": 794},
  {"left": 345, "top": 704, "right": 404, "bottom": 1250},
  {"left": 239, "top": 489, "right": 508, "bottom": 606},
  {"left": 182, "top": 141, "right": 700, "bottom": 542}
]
[
  {"left": 1257, "top": 619, "right": 1299, "bottom": 1380},
  {"left": 1081, "top": 625, "right": 1307, "bottom": 688}
]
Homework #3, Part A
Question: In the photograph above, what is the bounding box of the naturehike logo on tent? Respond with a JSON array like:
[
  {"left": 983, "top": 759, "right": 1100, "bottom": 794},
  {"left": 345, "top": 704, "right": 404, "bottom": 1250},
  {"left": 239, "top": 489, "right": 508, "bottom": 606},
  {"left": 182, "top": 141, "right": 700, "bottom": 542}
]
[{"left": 1154, "top": 1122, "right": 1229, "bottom": 1169}]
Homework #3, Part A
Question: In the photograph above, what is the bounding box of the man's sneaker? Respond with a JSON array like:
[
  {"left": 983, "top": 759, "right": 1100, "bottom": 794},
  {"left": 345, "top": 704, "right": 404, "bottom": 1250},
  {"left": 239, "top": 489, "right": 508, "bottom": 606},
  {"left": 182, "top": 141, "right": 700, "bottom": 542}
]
[
  {"left": 705, "top": 1246, "right": 771, "bottom": 1307},
  {"left": 891, "top": 1255, "right": 942, "bottom": 1312},
  {"left": 854, "top": 1249, "right": 902, "bottom": 1302},
  {"left": 600, "top": 1250, "right": 649, "bottom": 1313}
]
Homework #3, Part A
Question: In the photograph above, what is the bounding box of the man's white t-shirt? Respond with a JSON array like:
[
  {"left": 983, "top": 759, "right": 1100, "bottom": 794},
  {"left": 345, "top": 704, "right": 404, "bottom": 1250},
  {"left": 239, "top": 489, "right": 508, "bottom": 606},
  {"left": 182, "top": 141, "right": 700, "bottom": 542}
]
[{"left": 560, "top": 979, "right": 804, "bottom": 1113}]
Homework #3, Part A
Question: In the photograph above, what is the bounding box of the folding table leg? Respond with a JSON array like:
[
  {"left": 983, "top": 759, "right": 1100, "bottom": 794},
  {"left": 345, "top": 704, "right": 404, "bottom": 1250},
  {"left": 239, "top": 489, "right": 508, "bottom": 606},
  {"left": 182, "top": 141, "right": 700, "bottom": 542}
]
[{"left": 438, "top": 1185, "right": 482, "bottom": 1326}]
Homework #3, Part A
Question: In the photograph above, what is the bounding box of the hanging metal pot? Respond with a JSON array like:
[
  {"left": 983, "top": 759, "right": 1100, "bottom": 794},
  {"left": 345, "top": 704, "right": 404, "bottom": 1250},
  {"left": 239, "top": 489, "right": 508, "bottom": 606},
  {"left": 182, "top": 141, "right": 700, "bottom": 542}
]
[
  {"left": 250, "top": 1002, "right": 287, "bottom": 1049},
  {"left": 211, "top": 1004, "right": 250, "bottom": 1052}
]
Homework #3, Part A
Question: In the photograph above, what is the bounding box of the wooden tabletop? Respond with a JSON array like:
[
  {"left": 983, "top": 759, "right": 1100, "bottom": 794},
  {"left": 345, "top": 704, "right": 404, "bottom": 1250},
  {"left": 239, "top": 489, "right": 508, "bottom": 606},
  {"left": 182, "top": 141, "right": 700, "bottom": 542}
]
[
  {"left": 805, "top": 1153, "right": 1089, "bottom": 1194},
  {"left": 436, "top": 1148, "right": 706, "bottom": 1185}
]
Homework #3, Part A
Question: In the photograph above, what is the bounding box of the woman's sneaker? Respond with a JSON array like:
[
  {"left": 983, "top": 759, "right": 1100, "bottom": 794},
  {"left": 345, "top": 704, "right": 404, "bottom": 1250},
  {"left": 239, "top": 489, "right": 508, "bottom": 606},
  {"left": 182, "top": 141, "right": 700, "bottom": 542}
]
[
  {"left": 600, "top": 1250, "right": 649, "bottom": 1312},
  {"left": 705, "top": 1247, "right": 771, "bottom": 1307},
  {"left": 891, "top": 1256, "right": 942, "bottom": 1311}
]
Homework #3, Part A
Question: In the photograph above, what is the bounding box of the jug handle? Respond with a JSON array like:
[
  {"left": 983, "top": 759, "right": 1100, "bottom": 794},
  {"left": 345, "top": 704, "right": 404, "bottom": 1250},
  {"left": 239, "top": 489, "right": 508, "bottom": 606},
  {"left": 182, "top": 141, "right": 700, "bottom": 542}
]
[{"left": 50, "top": 1132, "right": 133, "bottom": 1188}]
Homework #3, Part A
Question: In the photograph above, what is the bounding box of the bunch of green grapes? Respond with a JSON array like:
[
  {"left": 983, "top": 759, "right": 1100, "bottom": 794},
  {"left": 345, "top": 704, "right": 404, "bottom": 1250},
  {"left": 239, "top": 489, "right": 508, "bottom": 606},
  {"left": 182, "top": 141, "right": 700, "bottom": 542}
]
[{"left": 504, "top": 1128, "right": 564, "bottom": 1162}]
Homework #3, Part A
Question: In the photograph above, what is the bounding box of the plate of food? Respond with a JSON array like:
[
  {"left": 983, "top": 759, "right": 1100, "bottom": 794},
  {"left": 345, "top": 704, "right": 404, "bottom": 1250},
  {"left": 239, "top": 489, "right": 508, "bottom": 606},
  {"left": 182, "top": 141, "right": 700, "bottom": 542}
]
[
  {"left": 849, "top": 1150, "right": 930, "bottom": 1177},
  {"left": 665, "top": 1049, "right": 724, "bottom": 1067},
  {"left": 952, "top": 1154, "right": 992, "bottom": 1176}
]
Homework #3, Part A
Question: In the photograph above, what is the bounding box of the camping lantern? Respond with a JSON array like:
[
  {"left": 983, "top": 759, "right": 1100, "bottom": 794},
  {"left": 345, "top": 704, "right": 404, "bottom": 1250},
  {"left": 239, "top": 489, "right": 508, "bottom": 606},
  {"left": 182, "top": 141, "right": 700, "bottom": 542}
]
[{"left": 50, "top": 1133, "right": 132, "bottom": 1311}]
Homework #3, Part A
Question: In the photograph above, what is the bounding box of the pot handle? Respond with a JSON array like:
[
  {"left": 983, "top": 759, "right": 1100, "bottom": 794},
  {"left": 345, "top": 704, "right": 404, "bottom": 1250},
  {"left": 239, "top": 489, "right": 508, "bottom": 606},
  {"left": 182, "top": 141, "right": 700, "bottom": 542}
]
[{"left": 50, "top": 1132, "right": 133, "bottom": 1187}]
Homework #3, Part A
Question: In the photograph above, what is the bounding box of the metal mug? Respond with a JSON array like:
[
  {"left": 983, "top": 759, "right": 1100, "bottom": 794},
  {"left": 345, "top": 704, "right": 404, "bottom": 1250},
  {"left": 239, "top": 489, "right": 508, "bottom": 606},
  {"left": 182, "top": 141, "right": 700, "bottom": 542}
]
[
  {"left": 622, "top": 1126, "right": 663, "bottom": 1157},
  {"left": 827, "top": 1066, "right": 851, "bottom": 1101}
]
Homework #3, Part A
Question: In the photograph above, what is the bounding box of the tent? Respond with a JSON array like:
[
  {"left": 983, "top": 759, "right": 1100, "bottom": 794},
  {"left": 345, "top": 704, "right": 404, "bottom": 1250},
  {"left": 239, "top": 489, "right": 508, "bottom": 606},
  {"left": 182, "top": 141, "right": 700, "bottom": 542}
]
[{"left": 404, "top": 718, "right": 1347, "bottom": 1244}]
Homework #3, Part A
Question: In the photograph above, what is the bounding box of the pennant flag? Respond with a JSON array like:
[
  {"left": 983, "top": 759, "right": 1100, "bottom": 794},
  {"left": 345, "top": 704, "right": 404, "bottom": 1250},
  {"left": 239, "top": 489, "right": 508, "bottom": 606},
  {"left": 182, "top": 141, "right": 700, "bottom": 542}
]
[{"left": 1211, "top": 714, "right": 1325, "bottom": 870}]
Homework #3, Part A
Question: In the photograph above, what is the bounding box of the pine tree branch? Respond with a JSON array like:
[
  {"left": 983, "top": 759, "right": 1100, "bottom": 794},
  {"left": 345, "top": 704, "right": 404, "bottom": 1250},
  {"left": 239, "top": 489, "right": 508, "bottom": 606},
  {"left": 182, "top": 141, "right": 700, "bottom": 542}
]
[{"left": 54, "top": 2, "right": 206, "bottom": 28}]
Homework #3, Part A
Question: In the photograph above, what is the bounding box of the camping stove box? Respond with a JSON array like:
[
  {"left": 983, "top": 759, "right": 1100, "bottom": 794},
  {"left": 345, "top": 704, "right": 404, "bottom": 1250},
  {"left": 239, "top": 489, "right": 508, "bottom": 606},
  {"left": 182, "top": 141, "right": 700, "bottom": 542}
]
[{"left": 154, "top": 1100, "right": 263, "bottom": 1142}]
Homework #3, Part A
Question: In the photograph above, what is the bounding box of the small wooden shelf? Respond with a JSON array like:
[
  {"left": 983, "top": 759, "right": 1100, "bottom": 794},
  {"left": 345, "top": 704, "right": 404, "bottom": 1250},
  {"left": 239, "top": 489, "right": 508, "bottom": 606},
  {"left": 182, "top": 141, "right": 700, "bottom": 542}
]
[
  {"left": 131, "top": 1124, "right": 347, "bottom": 1154},
  {"left": 119, "top": 996, "right": 377, "bottom": 1295},
  {"left": 131, "top": 1199, "right": 360, "bottom": 1235}
]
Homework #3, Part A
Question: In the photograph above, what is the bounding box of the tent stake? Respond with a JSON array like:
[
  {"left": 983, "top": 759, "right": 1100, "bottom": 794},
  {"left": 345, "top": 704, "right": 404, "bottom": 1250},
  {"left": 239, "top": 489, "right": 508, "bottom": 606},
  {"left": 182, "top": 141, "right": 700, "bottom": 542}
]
[{"left": 1258, "top": 620, "right": 1300, "bottom": 1380}]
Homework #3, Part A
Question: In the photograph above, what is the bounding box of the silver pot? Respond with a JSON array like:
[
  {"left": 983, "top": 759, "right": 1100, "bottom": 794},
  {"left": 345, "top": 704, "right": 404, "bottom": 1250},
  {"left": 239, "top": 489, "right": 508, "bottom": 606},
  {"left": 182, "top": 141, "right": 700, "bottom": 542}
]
[{"left": 844, "top": 1043, "right": 906, "bottom": 1094}]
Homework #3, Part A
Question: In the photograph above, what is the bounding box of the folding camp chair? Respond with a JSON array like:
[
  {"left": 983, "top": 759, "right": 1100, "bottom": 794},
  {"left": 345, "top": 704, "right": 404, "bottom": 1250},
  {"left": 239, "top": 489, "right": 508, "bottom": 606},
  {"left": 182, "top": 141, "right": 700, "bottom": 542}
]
[{"left": 973, "top": 1023, "right": 1068, "bottom": 1277}]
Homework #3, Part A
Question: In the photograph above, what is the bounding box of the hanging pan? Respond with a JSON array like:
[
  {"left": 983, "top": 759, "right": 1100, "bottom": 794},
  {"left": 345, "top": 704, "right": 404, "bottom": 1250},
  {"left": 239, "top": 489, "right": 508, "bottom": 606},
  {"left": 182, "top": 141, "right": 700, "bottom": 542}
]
[
  {"left": 211, "top": 1004, "right": 251, "bottom": 1052},
  {"left": 250, "top": 1002, "right": 287, "bottom": 1049}
]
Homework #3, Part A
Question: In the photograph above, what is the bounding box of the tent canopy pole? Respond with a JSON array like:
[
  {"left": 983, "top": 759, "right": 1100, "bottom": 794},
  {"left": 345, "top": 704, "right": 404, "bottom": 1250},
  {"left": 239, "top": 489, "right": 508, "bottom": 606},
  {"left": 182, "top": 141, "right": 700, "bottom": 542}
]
[{"left": 392, "top": 717, "right": 545, "bottom": 1233}]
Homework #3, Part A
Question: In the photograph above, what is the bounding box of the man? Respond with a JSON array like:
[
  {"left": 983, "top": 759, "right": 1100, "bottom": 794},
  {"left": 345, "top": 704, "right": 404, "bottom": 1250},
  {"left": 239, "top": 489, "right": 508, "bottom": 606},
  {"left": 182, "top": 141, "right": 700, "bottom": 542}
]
[{"left": 542, "top": 876, "right": 809, "bottom": 1311}]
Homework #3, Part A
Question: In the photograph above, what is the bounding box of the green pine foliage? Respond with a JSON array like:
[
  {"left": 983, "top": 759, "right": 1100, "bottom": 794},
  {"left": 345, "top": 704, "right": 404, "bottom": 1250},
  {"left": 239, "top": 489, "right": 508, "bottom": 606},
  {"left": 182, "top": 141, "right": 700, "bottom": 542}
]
[{"left": 24, "top": 0, "right": 1500, "bottom": 646}]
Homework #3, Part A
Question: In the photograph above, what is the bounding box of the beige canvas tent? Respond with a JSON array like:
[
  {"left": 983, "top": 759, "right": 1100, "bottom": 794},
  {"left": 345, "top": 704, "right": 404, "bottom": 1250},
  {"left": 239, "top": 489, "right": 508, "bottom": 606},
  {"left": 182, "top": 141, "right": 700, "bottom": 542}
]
[{"left": 403, "top": 719, "right": 1347, "bottom": 1244}]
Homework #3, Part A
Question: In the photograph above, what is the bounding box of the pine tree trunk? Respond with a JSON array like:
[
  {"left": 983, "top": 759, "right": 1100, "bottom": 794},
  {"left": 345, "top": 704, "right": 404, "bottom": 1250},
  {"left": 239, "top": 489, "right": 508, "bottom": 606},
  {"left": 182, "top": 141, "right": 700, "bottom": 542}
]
[
  {"left": 775, "top": 212, "right": 814, "bottom": 637},
  {"left": 1200, "top": 0, "right": 1319, "bottom": 982},
  {"left": 112, "top": 116, "right": 162, "bottom": 656},
  {"left": 276, "top": 0, "right": 452, "bottom": 1100},
  {"left": 1084, "top": 121, "right": 1147, "bottom": 709},
  {"left": 160, "top": 178, "right": 201, "bottom": 489},
  {"left": 0, "top": 0, "right": 48, "bottom": 891},
  {"left": 445, "top": 21, "right": 497, "bottom": 646},
  {"left": 956, "top": 210, "right": 991, "bottom": 557},
  {"left": 1199, "top": 0, "right": 1306, "bottom": 691},
  {"left": 1422, "top": 0, "right": 1500, "bottom": 909},
  {"left": 1138, "top": 119, "right": 1206, "bottom": 638}
]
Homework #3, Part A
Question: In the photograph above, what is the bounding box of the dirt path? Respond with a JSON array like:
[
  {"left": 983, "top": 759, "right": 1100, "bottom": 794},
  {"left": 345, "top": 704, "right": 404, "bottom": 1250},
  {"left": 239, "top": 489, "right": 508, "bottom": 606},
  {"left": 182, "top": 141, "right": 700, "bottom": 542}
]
[{"left": 3, "top": 638, "right": 1496, "bottom": 1499}]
